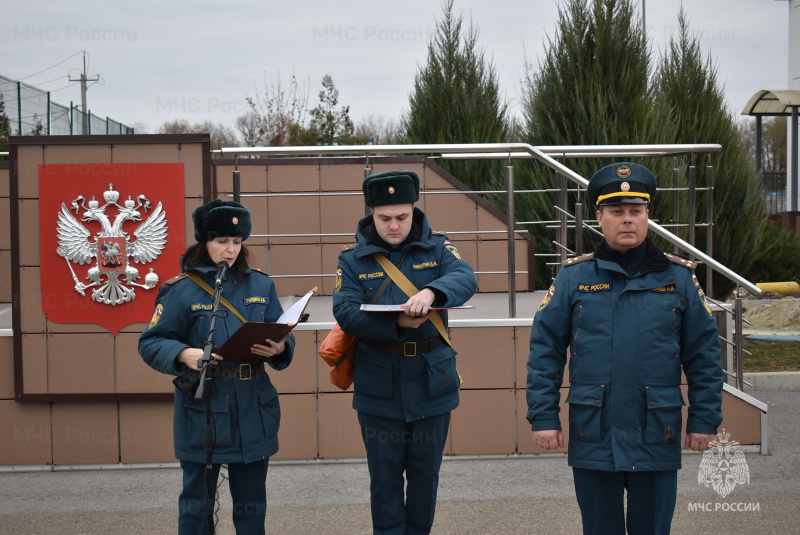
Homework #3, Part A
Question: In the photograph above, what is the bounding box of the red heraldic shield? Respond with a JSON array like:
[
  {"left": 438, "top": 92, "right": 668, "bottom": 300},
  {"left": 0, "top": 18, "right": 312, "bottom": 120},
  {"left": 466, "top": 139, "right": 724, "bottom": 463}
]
[{"left": 39, "top": 163, "right": 186, "bottom": 335}]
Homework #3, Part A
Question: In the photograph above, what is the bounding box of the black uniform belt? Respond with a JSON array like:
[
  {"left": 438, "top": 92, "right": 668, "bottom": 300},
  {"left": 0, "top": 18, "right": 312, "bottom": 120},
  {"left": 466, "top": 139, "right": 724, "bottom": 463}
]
[
  {"left": 205, "top": 362, "right": 264, "bottom": 380},
  {"left": 361, "top": 337, "right": 447, "bottom": 357}
]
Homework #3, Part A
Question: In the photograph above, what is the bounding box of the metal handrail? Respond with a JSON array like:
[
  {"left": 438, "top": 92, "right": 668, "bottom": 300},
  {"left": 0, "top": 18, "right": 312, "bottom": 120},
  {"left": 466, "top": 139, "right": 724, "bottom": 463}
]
[
  {"left": 215, "top": 143, "right": 724, "bottom": 158},
  {"left": 217, "top": 142, "right": 760, "bottom": 296}
]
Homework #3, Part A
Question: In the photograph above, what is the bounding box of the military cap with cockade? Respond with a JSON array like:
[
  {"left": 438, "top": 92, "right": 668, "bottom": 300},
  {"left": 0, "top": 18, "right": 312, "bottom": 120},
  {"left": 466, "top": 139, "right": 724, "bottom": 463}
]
[
  {"left": 587, "top": 162, "right": 657, "bottom": 206},
  {"left": 192, "top": 199, "right": 252, "bottom": 241},
  {"left": 362, "top": 169, "right": 420, "bottom": 207}
]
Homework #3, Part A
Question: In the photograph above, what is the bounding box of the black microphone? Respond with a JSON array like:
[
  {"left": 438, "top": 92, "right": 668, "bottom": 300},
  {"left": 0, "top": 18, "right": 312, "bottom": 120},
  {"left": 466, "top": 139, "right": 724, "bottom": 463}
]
[{"left": 215, "top": 261, "right": 229, "bottom": 286}]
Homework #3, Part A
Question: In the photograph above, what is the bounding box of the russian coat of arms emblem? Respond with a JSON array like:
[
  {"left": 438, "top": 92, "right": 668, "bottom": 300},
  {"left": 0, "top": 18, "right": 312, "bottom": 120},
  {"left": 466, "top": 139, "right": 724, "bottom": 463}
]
[{"left": 56, "top": 183, "right": 167, "bottom": 305}]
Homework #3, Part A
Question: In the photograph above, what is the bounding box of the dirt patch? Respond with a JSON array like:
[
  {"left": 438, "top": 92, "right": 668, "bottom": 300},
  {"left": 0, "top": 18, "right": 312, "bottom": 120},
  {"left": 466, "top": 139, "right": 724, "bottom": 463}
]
[{"left": 742, "top": 297, "right": 800, "bottom": 333}]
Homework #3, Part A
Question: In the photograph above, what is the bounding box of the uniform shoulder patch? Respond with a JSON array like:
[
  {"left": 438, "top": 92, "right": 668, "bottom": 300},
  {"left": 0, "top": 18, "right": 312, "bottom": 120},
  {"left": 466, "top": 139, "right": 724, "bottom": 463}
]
[
  {"left": 443, "top": 238, "right": 463, "bottom": 260},
  {"left": 165, "top": 273, "right": 187, "bottom": 285},
  {"left": 538, "top": 284, "right": 556, "bottom": 311},
  {"left": 432, "top": 230, "right": 447, "bottom": 236},
  {"left": 251, "top": 268, "right": 270, "bottom": 277},
  {"left": 664, "top": 253, "right": 697, "bottom": 270},
  {"left": 562, "top": 253, "right": 594, "bottom": 266},
  {"left": 148, "top": 303, "right": 164, "bottom": 329},
  {"left": 335, "top": 268, "right": 343, "bottom": 292},
  {"left": 340, "top": 243, "right": 356, "bottom": 251},
  {"left": 698, "top": 287, "right": 713, "bottom": 316}
]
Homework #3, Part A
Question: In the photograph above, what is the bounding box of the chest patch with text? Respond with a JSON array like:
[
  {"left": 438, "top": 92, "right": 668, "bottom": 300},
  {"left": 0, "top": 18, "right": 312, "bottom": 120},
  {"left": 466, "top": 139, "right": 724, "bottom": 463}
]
[
  {"left": 577, "top": 283, "right": 611, "bottom": 293},
  {"left": 648, "top": 285, "right": 676, "bottom": 293},
  {"left": 358, "top": 271, "right": 386, "bottom": 280}
]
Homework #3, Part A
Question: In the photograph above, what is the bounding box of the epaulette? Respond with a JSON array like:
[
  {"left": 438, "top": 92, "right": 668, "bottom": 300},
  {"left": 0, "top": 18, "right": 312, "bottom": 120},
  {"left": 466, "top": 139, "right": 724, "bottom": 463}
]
[
  {"left": 251, "top": 267, "right": 270, "bottom": 277},
  {"left": 432, "top": 230, "right": 446, "bottom": 236},
  {"left": 165, "top": 273, "right": 188, "bottom": 285},
  {"left": 562, "top": 253, "right": 594, "bottom": 266},
  {"left": 340, "top": 243, "right": 356, "bottom": 251},
  {"left": 664, "top": 253, "right": 697, "bottom": 270}
]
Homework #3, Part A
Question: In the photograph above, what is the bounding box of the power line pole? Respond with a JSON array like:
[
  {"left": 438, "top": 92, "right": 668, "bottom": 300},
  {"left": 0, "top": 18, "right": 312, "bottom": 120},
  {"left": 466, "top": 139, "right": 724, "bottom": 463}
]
[
  {"left": 641, "top": 0, "right": 646, "bottom": 41},
  {"left": 69, "top": 52, "right": 99, "bottom": 135}
]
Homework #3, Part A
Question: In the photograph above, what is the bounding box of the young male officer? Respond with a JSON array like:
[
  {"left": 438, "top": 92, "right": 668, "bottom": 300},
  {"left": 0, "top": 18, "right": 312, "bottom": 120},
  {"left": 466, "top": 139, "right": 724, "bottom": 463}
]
[
  {"left": 526, "top": 162, "right": 723, "bottom": 534},
  {"left": 333, "top": 169, "right": 477, "bottom": 535}
]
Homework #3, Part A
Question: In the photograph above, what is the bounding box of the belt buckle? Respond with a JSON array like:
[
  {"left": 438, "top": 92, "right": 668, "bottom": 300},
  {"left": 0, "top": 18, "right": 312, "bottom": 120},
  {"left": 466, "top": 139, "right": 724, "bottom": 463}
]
[
  {"left": 403, "top": 342, "right": 416, "bottom": 357},
  {"left": 239, "top": 363, "right": 252, "bottom": 380}
]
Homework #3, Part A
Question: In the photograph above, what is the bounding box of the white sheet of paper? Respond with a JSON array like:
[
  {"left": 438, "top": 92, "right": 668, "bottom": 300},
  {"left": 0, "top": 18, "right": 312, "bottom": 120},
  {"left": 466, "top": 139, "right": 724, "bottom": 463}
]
[
  {"left": 359, "top": 304, "right": 474, "bottom": 312},
  {"left": 277, "top": 287, "right": 317, "bottom": 324}
]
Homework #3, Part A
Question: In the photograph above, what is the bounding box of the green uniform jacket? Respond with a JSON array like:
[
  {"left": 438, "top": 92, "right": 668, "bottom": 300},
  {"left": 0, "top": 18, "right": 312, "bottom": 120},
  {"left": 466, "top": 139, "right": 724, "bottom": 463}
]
[
  {"left": 333, "top": 209, "right": 477, "bottom": 422},
  {"left": 526, "top": 239, "right": 723, "bottom": 471},
  {"left": 139, "top": 265, "right": 294, "bottom": 464}
]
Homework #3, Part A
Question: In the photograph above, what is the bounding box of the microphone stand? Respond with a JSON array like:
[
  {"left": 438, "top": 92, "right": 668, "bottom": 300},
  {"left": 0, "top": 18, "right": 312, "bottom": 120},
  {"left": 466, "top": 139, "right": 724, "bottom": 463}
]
[{"left": 194, "top": 274, "right": 224, "bottom": 535}]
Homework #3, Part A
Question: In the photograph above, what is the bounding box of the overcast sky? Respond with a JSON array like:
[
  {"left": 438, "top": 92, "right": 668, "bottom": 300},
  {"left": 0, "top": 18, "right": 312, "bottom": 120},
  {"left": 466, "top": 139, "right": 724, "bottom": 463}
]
[{"left": 2, "top": 0, "right": 791, "bottom": 138}]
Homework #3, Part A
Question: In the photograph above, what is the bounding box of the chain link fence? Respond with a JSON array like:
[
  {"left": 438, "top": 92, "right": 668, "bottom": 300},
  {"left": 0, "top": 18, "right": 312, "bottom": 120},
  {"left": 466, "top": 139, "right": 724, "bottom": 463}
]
[{"left": 0, "top": 74, "right": 133, "bottom": 136}]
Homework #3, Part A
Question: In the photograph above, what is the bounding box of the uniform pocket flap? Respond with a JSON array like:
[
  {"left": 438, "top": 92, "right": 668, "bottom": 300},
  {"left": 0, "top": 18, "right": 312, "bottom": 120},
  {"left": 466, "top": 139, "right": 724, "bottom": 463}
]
[
  {"left": 645, "top": 385, "right": 685, "bottom": 409},
  {"left": 565, "top": 384, "right": 605, "bottom": 407},
  {"left": 184, "top": 394, "right": 230, "bottom": 413},
  {"left": 424, "top": 346, "right": 455, "bottom": 366},
  {"left": 359, "top": 348, "right": 394, "bottom": 369},
  {"left": 256, "top": 385, "right": 279, "bottom": 404}
]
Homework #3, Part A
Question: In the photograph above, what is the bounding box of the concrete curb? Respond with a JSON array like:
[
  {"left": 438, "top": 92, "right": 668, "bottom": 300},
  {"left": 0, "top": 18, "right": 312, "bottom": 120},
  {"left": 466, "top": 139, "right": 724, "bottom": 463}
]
[{"left": 743, "top": 371, "right": 800, "bottom": 392}]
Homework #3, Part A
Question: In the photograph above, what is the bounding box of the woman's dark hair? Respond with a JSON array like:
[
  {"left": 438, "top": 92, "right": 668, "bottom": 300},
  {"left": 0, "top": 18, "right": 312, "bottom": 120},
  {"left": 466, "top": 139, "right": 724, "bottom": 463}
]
[{"left": 182, "top": 240, "right": 251, "bottom": 280}]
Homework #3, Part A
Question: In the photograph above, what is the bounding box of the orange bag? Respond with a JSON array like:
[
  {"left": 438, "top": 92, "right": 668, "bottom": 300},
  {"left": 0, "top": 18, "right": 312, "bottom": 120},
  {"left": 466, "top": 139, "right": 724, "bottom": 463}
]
[
  {"left": 320, "top": 253, "right": 405, "bottom": 390},
  {"left": 318, "top": 323, "right": 358, "bottom": 390}
]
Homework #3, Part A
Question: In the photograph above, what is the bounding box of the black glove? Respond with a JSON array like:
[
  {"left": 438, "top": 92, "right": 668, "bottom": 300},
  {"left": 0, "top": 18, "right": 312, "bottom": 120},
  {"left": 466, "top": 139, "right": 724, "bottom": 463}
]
[{"left": 173, "top": 369, "right": 201, "bottom": 399}]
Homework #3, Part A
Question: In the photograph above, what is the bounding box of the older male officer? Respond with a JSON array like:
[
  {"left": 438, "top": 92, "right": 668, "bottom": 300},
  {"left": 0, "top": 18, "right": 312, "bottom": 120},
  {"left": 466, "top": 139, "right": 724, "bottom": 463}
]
[
  {"left": 333, "top": 169, "right": 477, "bottom": 535},
  {"left": 526, "top": 162, "right": 723, "bottom": 534}
]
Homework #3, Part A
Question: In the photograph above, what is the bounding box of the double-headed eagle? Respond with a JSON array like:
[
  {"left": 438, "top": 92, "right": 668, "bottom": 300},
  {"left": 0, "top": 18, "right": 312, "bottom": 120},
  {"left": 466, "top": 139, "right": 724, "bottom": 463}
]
[{"left": 56, "top": 183, "right": 168, "bottom": 305}]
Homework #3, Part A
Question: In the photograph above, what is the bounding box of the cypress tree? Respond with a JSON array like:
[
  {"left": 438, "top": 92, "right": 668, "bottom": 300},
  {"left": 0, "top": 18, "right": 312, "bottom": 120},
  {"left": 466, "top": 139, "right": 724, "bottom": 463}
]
[
  {"left": 403, "top": 0, "right": 510, "bottom": 195},
  {"left": 520, "top": 0, "right": 672, "bottom": 288},
  {"left": 652, "top": 8, "right": 767, "bottom": 297}
]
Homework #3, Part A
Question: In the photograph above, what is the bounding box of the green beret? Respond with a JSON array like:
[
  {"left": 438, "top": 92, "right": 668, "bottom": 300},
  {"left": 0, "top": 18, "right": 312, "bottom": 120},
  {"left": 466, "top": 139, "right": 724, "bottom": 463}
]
[
  {"left": 587, "top": 162, "right": 657, "bottom": 206},
  {"left": 192, "top": 199, "right": 252, "bottom": 241},
  {"left": 363, "top": 169, "right": 420, "bottom": 207}
]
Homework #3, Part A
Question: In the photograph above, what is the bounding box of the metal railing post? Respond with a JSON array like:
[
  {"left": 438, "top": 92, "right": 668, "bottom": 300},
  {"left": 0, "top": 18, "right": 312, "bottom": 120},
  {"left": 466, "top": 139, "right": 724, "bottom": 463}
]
[
  {"left": 672, "top": 166, "right": 680, "bottom": 254},
  {"left": 506, "top": 165, "right": 516, "bottom": 318},
  {"left": 706, "top": 165, "right": 714, "bottom": 298},
  {"left": 688, "top": 164, "right": 696, "bottom": 257},
  {"left": 575, "top": 202, "right": 583, "bottom": 256},
  {"left": 556, "top": 171, "right": 568, "bottom": 265},
  {"left": 364, "top": 162, "right": 373, "bottom": 216},
  {"left": 734, "top": 297, "right": 744, "bottom": 390},
  {"left": 233, "top": 166, "right": 241, "bottom": 204},
  {"left": 792, "top": 106, "right": 799, "bottom": 211}
]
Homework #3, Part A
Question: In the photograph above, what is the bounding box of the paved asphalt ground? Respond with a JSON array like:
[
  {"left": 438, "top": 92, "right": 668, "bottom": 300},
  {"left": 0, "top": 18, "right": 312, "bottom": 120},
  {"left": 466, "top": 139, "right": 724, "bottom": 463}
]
[{"left": 1, "top": 389, "right": 797, "bottom": 535}]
